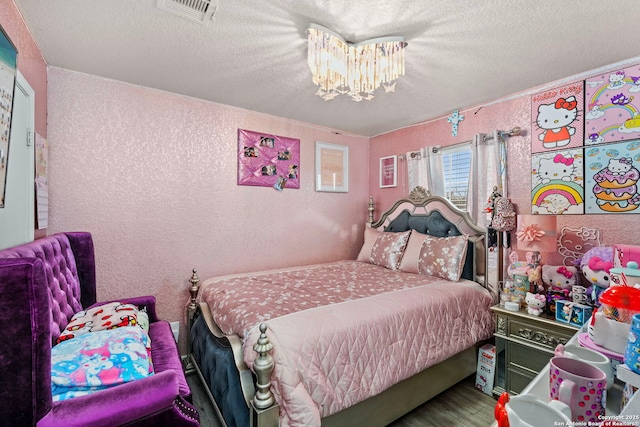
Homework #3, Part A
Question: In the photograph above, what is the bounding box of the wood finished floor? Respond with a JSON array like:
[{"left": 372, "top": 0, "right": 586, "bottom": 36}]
[{"left": 187, "top": 373, "right": 497, "bottom": 427}]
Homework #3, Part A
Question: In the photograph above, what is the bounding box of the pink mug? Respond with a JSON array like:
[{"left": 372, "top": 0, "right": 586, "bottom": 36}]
[{"left": 549, "top": 356, "right": 607, "bottom": 423}]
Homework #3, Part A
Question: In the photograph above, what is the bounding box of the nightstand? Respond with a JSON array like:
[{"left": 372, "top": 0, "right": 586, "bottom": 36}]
[{"left": 491, "top": 304, "right": 580, "bottom": 396}]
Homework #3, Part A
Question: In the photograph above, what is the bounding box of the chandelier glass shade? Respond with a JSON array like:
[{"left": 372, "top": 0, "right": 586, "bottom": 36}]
[{"left": 307, "top": 24, "right": 407, "bottom": 102}]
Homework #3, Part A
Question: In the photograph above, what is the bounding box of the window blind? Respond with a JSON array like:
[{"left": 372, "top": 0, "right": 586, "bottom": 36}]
[{"left": 442, "top": 146, "right": 471, "bottom": 210}]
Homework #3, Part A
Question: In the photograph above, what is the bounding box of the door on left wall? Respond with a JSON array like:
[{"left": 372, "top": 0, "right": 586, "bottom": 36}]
[{"left": 0, "top": 72, "right": 35, "bottom": 250}]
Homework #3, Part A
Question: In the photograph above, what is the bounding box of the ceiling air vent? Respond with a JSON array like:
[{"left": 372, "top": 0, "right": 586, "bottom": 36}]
[{"left": 157, "top": 0, "right": 218, "bottom": 25}]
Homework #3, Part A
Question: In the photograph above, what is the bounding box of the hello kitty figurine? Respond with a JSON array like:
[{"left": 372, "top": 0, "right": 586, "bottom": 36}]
[
  {"left": 525, "top": 292, "right": 546, "bottom": 316},
  {"left": 537, "top": 154, "right": 575, "bottom": 184},
  {"left": 580, "top": 246, "right": 614, "bottom": 307},
  {"left": 536, "top": 96, "right": 578, "bottom": 149}
]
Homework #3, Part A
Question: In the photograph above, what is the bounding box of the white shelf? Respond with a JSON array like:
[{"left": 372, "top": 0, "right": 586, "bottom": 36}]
[
  {"left": 617, "top": 364, "right": 640, "bottom": 418},
  {"left": 492, "top": 325, "right": 624, "bottom": 425}
]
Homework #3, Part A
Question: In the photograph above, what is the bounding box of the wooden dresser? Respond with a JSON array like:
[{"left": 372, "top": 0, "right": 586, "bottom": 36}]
[{"left": 491, "top": 304, "right": 580, "bottom": 395}]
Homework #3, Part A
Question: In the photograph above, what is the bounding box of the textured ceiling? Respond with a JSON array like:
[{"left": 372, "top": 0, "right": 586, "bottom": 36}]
[{"left": 13, "top": 0, "right": 640, "bottom": 137}]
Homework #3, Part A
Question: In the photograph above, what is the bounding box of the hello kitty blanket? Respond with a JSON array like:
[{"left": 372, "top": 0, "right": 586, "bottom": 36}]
[{"left": 199, "top": 260, "right": 494, "bottom": 427}]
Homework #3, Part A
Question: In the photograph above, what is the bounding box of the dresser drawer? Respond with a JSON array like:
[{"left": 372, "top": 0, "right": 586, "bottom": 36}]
[
  {"left": 507, "top": 318, "right": 573, "bottom": 351},
  {"left": 507, "top": 366, "right": 537, "bottom": 395},
  {"left": 507, "top": 341, "right": 552, "bottom": 373},
  {"left": 491, "top": 305, "right": 580, "bottom": 397}
]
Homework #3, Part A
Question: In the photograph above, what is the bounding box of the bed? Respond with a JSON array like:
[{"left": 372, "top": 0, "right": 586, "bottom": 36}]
[{"left": 185, "top": 188, "right": 497, "bottom": 427}]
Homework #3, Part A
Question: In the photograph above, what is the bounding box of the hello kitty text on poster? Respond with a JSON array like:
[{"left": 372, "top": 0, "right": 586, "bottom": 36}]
[{"left": 531, "top": 82, "right": 584, "bottom": 154}]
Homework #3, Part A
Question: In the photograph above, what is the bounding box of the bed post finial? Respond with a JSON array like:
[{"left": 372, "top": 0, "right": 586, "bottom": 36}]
[
  {"left": 409, "top": 186, "right": 431, "bottom": 203},
  {"left": 188, "top": 268, "right": 200, "bottom": 311},
  {"left": 368, "top": 195, "right": 375, "bottom": 224},
  {"left": 253, "top": 323, "right": 275, "bottom": 410}
]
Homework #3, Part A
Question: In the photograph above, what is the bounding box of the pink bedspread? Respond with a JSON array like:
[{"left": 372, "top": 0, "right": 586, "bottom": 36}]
[{"left": 199, "top": 260, "right": 494, "bottom": 427}]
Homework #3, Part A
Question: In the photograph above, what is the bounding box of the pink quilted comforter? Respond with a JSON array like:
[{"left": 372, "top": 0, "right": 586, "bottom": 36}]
[{"left": 199, "top": 260, "right": 494, "bottom": 426}]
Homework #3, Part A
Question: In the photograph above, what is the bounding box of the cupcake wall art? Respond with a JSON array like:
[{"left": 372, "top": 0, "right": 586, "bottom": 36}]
[{"left": 584, "top": 140, "right": 640, "bottom": 214}]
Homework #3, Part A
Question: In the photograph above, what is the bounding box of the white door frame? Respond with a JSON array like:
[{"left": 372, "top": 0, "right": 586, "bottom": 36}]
[{"left": 0, "top": 71, "right": 35, "bottom": 249}]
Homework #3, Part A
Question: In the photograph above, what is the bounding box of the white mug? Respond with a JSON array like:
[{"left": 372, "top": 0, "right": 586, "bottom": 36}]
[
  {"left": 500, "top": 393, "right": 571, "bottom": 427},
  {"left": 555, "top": 343, "right": 614, "bottom": 390}
]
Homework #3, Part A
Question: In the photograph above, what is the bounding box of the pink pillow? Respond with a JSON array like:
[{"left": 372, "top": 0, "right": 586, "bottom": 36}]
[
  {"left": 369, "top": 230, "right": 411, "bottom": 270},
  {"left": 417, "top": 234, "right": 469, "bottom": 281},
  {"left": 357, "top": 227, "right": 382, "bottom": 262},
  {"left": 399, "top": 230, "right": 429, "bottom": 273}
]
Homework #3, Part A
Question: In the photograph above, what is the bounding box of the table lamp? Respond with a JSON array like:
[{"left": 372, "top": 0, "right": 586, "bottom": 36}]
[{"left": 516, "top": 215, "right": 557, "bottom": 266}]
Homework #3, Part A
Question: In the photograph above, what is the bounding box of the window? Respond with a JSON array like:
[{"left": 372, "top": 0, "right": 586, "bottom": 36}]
[{"left": 441, "top": 145, "right": 471, "bottom": 210}]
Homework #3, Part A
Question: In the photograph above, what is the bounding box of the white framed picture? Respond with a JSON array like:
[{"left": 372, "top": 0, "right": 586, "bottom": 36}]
[
  {"left": 379, "top": 155, "right": 397, "bottom": 188},
  {"left": 315, "top": 142, "right": 349, "bottom": 192}
]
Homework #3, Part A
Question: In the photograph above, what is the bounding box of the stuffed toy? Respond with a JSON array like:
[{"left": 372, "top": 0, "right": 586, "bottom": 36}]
[
  {"left": 542, "top": 264, "right": 579, "bottom": 294},
  {"left": 525, "top": 292, "right": 546, "bottom": 316},
  {"left": 579, "top": 246, "right": 614, "bottom": 307},
  {"left": 542, "top": 264, "right": 578, "bottom": 314}
]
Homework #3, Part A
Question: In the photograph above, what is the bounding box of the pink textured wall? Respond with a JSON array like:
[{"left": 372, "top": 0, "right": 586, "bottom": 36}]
[
  {"left": 369, "top": 60, "right": 640, "bottom": 265},
  {"left": 9, "top": 0, "right": 640, "bottom": 337},
  {"left": 1, "top": 0, "right": 47, "bottom": 138},
  {"left": 46, "top": 68, "right": 369, "bottom": 326}
]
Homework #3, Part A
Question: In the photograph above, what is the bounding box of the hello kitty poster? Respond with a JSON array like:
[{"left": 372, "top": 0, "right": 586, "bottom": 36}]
[
  {"left": 584, "top": 140, "right": 640, "bottom": 214},
  {"left": 531, "top": 82, "right": 584, "bottom": 154},
  {"left": 585, "top": 64, "right": 640, "bottom": 145},
  {"left": 531, "top": 148, "right": 584, "bottom": 214}
]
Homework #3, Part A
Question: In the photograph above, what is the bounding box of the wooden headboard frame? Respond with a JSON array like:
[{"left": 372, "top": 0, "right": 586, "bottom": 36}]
[{"left": 369, "top": 186, "right": 488, "bottom": 288}]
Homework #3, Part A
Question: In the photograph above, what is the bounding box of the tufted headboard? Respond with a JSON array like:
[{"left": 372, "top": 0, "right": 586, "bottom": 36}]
[{"left": 371, "top": 192, "right": 487, "bottom": 286}]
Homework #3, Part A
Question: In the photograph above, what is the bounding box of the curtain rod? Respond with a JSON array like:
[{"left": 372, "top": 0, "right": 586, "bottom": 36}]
[
  {"left": 483, "top": 126, "right": 521, "bottom": 142},
  {"left": 405, "top": 126, "right": 521, "bottom": 158}
]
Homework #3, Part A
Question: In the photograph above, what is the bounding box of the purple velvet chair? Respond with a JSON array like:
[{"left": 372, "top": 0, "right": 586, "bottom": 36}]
[{"left": 0, "top": 232, "right": 199, "bottom": 427}]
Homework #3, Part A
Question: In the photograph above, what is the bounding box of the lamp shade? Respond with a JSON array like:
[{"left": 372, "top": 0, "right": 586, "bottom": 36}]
[{"left": 516, "top": 215, "right": 557, "bottom": 253}]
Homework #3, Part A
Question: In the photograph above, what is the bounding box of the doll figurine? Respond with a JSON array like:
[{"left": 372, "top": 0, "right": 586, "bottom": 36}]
[
  {"left": 579, "top": 246, "right": 614, "bottom": 307},
  {"left": 527, "top": 264, "right": 544, "bottom": 293},
  {"left": 525, "top": 292, "right": 546, "bottom": 316}
]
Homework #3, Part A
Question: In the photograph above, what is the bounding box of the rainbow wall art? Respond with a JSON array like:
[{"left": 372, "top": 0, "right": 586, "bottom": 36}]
[
  {"left": 585, "top": 64, "right": 640, "bottom": 145},
  {"left": 531, "top": 149, "right": 584, "bottom": 215}
]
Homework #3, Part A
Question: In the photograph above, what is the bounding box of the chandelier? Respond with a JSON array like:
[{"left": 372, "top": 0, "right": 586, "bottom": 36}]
[{"left": 307, "top": 24, "right": 407, "bottom": 102}]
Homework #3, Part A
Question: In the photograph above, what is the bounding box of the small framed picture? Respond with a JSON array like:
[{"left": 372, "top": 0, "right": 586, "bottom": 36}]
[
  {"left": 379, "top": 155, "right": 397, "bottom": 188},
  {"left": 315, "top": 142, "right": 349, "bottom": 192}
]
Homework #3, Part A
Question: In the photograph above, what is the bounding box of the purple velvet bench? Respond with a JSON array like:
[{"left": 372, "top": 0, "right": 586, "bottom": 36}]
[{"left": 0, "top": 232, "right": 199, "bottom": 427}]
